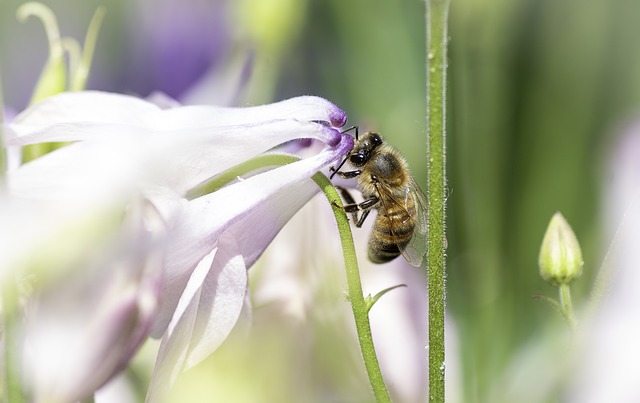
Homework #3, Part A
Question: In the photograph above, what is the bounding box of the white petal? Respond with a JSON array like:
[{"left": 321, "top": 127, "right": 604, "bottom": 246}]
[
  {"left": 145, "top": 238, "right": 247, "bottom": 402},
  {"left": 23, "top": 205, "right": 164, "bottom": 402},
  {"left": 150, "top": 135, "right": 352, "bottom": 337},
  {"left": 7, "top": 91, "right": 346, "bottom": 145},
  {"left": 142, "top": 95, "right": 347, "bottom": 131},
  {"left": 9, "top": 91, "right": 160, "bottom": 137},
  {"left": 567, "top": 124, "right": 640, "bottom": 402}
]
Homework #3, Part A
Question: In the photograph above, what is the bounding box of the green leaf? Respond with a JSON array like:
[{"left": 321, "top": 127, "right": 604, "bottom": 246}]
[{"left": 365, "top": 284, "right": 407, "bottom": 313}]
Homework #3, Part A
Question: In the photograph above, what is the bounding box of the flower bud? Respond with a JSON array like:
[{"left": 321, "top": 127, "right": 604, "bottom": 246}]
[{"left": 538, "top": 212, "right": 583, "bottom": 286}]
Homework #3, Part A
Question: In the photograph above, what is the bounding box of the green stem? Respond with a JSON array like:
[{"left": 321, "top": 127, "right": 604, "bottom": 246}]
[
  {"left": 187, "top": 154, "right": 296, "bottom": 199},
  {"left": 559, "top": 284, "right": 576, "bottom": 331},
  {"left": 313, "top": 172, "right": 391, "bottom": 403},
  {"left": 426, "top": 0, "right": 450, "bottom": 401},
  {"left": 190, "top": 154, "right": 390, "bottom": 401}
]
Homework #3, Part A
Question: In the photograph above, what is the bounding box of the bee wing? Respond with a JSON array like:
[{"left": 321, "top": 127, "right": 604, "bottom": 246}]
[
  {"left": 398, "top": 179, "right": 429, "bottom": 267},
  {"left": 375, "top": 178, "right": 428, "bottom": 267}
]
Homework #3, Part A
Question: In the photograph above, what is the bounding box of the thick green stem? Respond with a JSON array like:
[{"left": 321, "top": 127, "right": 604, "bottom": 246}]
[
  {"left": 426, "top": 0, "right": 450, "bottom": 401},
  {"left": 313, "top": 172, "right": 391, "bottom": 403}
]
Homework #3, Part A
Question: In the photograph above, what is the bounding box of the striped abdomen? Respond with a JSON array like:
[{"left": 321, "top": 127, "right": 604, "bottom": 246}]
[{"left": 367, "top": 193, "right": 417, "bottom": 264}]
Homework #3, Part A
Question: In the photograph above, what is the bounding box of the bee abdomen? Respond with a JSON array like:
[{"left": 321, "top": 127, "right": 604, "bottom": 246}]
[
  {"left": 368, "top": 240, "right": 403, "bottom": 263},
  {"left": 368, "top": 212, "right": 415, "bottom": 264}
]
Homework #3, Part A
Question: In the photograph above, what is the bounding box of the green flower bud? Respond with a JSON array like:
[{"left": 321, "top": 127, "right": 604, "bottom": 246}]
[{"left": 538, "top": 212, "right": 583, "bottom": 286}]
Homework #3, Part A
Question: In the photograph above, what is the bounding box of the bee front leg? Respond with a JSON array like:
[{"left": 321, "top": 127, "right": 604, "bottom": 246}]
[
  {"left": 335, "top": 187, "right": 359, "bottom": 223},
  {"left": 329, "top": 167, "right": 362, "bottom": 179}
]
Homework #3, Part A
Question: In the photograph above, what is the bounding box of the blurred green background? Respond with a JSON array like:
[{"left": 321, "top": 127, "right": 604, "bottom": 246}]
[{"left": 3, "top": 0, "right": 639, "bottom": 401}]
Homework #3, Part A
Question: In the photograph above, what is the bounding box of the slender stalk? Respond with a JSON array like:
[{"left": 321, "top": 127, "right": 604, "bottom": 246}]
[
  {"left": 426, "top": 0, "right": 450, "bottom": 401},
  {"left": 190, "top": 154, "right": 391, "bottom": 401},
  {"left": 559, "top": 284, "right": 576, "bottom": 331},
  {"left": 70, "top": 7, "right": 106, "bottom": 91},
  {"left": 313, "top": 172, "right": 391, "bottom": 403}
]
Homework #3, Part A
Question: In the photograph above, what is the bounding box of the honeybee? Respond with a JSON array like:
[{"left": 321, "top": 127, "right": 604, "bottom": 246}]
[{"left": 330, "top": 129, "right": 428, "bottom": 267}]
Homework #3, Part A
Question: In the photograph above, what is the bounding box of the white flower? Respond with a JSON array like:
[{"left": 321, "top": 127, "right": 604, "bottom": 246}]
[
  {"left": 567, "top": 121, "right": 640, "bottom": 402},
  {"left": 2, "top": 90, "right": 352, "bottom": 400}
]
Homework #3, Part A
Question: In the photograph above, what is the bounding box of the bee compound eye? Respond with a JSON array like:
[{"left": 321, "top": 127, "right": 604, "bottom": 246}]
[
  {"left": 350, "top": 152, "right": 366, "bottom": 165},
  {"left": 370, "top": 133, "right": 383, "bottom": 146}
]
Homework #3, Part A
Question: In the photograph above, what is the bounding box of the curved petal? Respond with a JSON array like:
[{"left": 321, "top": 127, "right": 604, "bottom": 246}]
[
  {"left": 9, "top": 91, "right": 160, "bottom": 135},
  {"left": 145, "top": 237, "right": 247, "bottom": 402},
  {"left": 6, "top": 91, "right": 346, "bottom": 144},
  {"left": 145, "top": 95, "right": 347, "bottom": 130},
  {"left": 8, "top": 121, "right": 341, "bottom": 199},
  {"left": 150, "top": 134, "right": 353, "bottom": 337}
]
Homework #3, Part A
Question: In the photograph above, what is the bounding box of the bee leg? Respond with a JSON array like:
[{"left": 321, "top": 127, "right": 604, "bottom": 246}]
[
  {"left": 340, "top": 196, "right": 379, "bottom": 228},
  {"left": 355, "top": 209, "right": 372, "bottom": 228},
  {"left": 330, "top": 169, "right": 362, "bottom": 179},
  {"left": 336, "top": 186, "right": 359, "bottom": 223}
]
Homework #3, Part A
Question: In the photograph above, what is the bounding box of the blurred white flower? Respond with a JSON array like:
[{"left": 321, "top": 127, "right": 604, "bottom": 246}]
[
  {"left": 567, "top": 121, "right": 640, "bottom": 402},
  {"left": 229, "top": 188, "right": 461, "bottom": 403},
  {"left": 2, "top": 90, "right": 351, "bottom": 401}
]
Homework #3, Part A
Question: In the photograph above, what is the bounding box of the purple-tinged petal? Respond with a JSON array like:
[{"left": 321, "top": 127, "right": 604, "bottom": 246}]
[
  {"left": 8, "top": 122, "right": 341, "bottom": 203},
  {"left": 7, "top": 91, "right": 346, "bottom": 144},
  {"left": 142, "top": 95, "right": 346, "bottom": 131},
  {"left": 7, "top": 92, "right": 346, "bottom": 195},
  {"left": 150, "top": 134, "right": 353, "bottom": 338}
]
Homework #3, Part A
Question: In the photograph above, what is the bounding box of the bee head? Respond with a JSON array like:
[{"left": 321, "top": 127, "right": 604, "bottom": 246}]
[{"left": 350, "top": 132, "right": 383, "bottom": 166}]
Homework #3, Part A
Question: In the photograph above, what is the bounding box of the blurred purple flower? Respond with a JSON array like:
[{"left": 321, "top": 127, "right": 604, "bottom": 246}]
[{"left": 114, "top": 0, "right": 233, "bottom": 101}]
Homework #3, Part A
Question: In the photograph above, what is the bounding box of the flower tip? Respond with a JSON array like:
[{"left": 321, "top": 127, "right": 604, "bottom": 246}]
[
  {"left": 296, "top": 138, "right": 314, "bottom": 148},
  {"left": 338, "top": 132, "right": 355, "bottom": 152},
  {"left": 330, "top": 108, "right": 348, "bottom": 128},
  {"left": 323, "top": 127, "right": 342, "bottom": 147}
]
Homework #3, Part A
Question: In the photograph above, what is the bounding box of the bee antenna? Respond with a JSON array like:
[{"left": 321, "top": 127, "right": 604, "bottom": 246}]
[
  {"left": 341, "top": 125, "right": 359, "bottom": 140},
  {"left": 331, "top": 125, "right": 357, "bottom": 179}
]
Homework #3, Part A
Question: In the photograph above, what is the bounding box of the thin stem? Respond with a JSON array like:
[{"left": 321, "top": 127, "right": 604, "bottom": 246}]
[
  {"left": 188, "top": 154, "right": 390, "bottom": 401},
  {"left": 17, "top": 2, "right": 66, "bottom": 104},
  {"left": 71, "top": 7, "right": 107, "bottom": 91},
  {"left": 559, "top": 284, "right": 576, "bottom": 331},
  {"left": 426, "top": 0, "right": 450, "bottom": 401},
  {"left": 18, "top": 2, "right": 66, "bottom": 162},
  {"left": 16, "top": 3, "right": 62, "bottom": 53},
  {"left": 313, "top": 172, "right": 391, "bottom": 403},
  {"left": 186, "top": 154, "right": 296, "bottom": 199}
]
